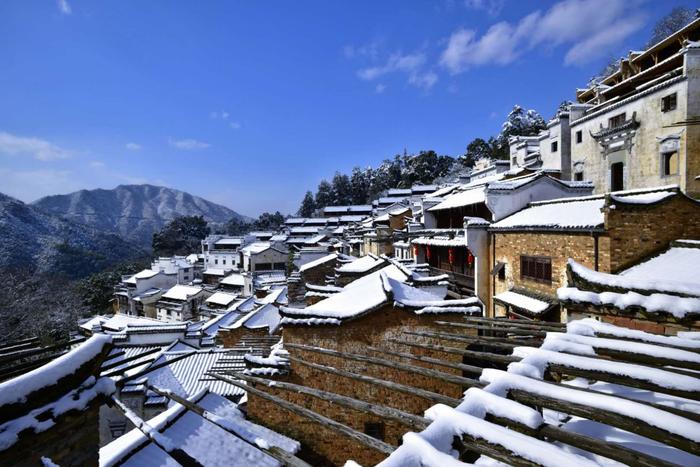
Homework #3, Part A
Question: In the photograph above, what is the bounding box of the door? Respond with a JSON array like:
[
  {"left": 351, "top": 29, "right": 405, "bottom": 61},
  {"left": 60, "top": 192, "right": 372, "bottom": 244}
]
[{"left": 610, "top": 162, "right": 624, "bottom": 192}]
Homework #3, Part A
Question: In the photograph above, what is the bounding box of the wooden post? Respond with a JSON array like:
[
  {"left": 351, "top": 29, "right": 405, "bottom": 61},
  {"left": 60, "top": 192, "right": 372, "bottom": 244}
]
[
  {"left": 366, "top": 346, "right": 483, "bottom": 375},
  {"left": 435, "top": 321, "right": 549, "bottom": 337}
]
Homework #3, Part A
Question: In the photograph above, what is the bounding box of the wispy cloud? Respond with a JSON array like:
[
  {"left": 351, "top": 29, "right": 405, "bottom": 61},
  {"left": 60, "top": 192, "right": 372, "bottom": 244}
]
[
  {"left": 464, "top": 0, "right": 504, "bottom": 16},
  {"left": 375, "top": 83, "right": 387, "bottom": 94},
  {"left": 169, "top": 138, "right": 210, "bottom": 150},
  {"left": 89, "top": 161, "right": 105, "bottom": 168},
  {"left": 440, "top": 0, "right": 646, "bottom": 73},
  {"left": 210, "top": 111, "right": 230, "bottom": 120},
  {"left": 355, "top": 50, "right": 438, "bottom": 90},
  {"left": 57, "top": 0, "right": 72, "bottom": 15},
  {"left": 125, "top": 142, "right": 142, "bottom": 151},
  {"left": 0, "top": 131, "right": 73, "bottom": 161},
  {"left": 229, "top": 122, "right": 241, "bottom": 130}
]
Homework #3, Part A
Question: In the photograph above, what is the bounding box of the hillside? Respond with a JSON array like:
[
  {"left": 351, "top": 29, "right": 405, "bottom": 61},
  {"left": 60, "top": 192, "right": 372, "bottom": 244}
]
[
  {"left": 33, "top": 184, "right": 249, "bottom": 247},
  {"left": 0, "top": 192, "right": 145, "bottom": 277}
]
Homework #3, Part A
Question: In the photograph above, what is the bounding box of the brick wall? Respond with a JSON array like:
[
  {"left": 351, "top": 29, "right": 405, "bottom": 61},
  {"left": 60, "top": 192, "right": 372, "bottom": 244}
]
[
  {"left": 492, "top": 231, "right": 608, "bottom": 301},
  {"left": 605, "top": 194, "right": 700, "bottom": 271},
  {"left": 247, "top": 306, "right": 475, "bottom": 466},
  {"left": 300, "top": 258, "right": 337, "bottom": 287}
]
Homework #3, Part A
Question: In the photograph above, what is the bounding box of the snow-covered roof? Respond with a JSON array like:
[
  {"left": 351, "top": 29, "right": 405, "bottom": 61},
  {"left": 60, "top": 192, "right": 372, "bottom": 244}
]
[
  {"left": 494, "top": 290, "right": 551, "bottom": 314},
  {"left": 298, "top": 253, "right": 337, "bottom": 273},
  {"left": 425, "top": 184, "right": 459, "bottom": 198},
  {"left": 161, "top": 285, "right": 204, "bottom": 301},
  {"left": 205, "top": 292, "right": 239, "bottom": 307},
  {"left": 239, "top": 242, "right": 273, "bottom": 255},
  {"left": 323, "top": 205, "right": 372, "bottom": 213},
  {"left": 491, "top": 196, "right": 605, "bottom": 231},
  {"left": 411, "top": 236, "right": 468, "bottom": 247},
  {"left": 220, "top": 273, "right": 245, "bottom": 287},
  {"left": 427, "top": 186, "right": 486, "bottom": 212},
  {"left": 203, "top": 268, "right": 228, "bottom": 276},
  {"left": 125, "top": 269, "right": 159, "bottom": 284},
  {"left": 99, "top": 391, "right": 300, "bottom": 467},
  {"left": 214, "top": 237, "right": 242, "bottom": 246},
  {"left": 619, "top": 242, "right": 700, "bottom": 291},
  {"left": 229, "top": 303, "right": 282, "bottom": 333},
  {"left": 290, "top": 226, "right": 321, "bottom": 234},
  {"left": 80, "top": 314, "right": 179, "bottom": 333},
  {"left": 335, "top": 254, "right": 384, "bottom": 274}
]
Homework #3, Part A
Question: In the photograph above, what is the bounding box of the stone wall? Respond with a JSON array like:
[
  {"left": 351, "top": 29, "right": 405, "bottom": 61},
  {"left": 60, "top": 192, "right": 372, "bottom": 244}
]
[
  {"left": 300, "top": 258, "right": 337, "bottom": 287},
  {"left": 247, "top": 307, "right": 475, "bottom": 466},
  {"left": 1, "top": 402, "right": 101, "bottom": 467}
]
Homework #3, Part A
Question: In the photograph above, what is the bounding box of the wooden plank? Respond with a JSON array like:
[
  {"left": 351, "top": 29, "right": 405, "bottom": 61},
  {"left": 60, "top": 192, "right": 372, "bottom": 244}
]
[
  {"left": 211, "top": 373, "right": 396, "bottom": 455},
  {"left": 462, "top": 316, "right": 565, "bottom": 330},
  {"left": 0, "top": 337, "right": 85, "bottom": 365},
  {"left": 285, "top": 343, "right": 483, "bottom": 388},
  {"left": 403, "top": 330, "right": 534, "bottom": 350},
  {"left": 288, "top": 355, "right": 461, "bottom": 407},
  {"left": 230, "top": 372, "right": 429, "bottom": 431}
]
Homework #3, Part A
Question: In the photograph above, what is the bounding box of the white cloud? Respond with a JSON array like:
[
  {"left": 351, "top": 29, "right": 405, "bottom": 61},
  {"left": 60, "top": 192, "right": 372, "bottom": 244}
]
[
  {"left": 0, "top": 131, "right": 73, "bottom": 161},
  {"left": 89, "top": 161, "right": 105, "bottom": 169},
  {"left": 229, "top": 122, "right": 241, "bottom": 130},
  {"left": 0, "top": 168, "right": 78, "bottom": 202},
  {"left": 408, "top": 71, "right": 438, "bottom": 90},
  {"left": 57, "top": 0, "right": 71, "bottom": 15},
  {"left": 441, "top": 0, "right": 646, "bottom": 72},
  {"left": 125, "top": 142, "right": 141, "bottom": 151},
  {"left": 375, "top": 83, "right": 387, "bottom": 94},
  {"left": 169, "top": 138, "right": 210, "bottom": 150},
  {"left": 464, "top": 0, "right": 504, "bottom": 16},
  {"left": 211, "top": 111, "right": 230, "bottom": 120},
  {"left": 357, "top": 51, "right": 427, "bottom": 81}
]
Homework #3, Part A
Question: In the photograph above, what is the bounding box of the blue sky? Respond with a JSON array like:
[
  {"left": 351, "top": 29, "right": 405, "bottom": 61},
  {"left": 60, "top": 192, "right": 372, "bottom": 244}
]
[{"left": 0, "top": 0, "right": 695, "bottom": 216}]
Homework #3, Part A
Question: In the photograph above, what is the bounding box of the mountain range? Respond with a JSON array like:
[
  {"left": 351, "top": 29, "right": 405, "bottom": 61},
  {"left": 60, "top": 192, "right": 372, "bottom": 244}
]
[
  {"left": 0, "top": 192, "right": 145, "bottom": 277},
  {"left": 33, "top": 184, "right": 249, "bottom": 247}
]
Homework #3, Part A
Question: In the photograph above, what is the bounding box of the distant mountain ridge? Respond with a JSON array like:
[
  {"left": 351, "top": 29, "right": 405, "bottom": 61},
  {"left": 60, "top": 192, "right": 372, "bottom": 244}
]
[
  {"left": 33, "top": 184, "right": 249, "bottom": 247},
  {"left": 0, "top": 192, "right": 144, "bottom": 276}
]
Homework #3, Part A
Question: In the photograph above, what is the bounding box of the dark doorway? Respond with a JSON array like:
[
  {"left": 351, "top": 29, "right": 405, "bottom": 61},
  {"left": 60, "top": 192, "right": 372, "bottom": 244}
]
[{"left": 610, "top": 162, "right": 624, "bottom": 191}]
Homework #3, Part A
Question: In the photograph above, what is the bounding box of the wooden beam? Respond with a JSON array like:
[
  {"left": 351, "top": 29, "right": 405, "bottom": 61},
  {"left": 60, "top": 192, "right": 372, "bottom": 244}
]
[
  {"left": 147, "top": 384, "right": 312, "bottom": 467},
  {"left": 387, "top": 338, "right": 518, "bottom": 365},
  {"left": 435, "top": 321, "right": 549, "bottom": 337},
  {"left": 211, "top": 373, "right": 396, "bottom": 455},
  {"left": 403, "top": 330, "right": 532, "bottom": 350},
  {"left": 596, "top": 332, "right": 700, "bottom": 354},
  {"left": 0, "top": 337, "right": 85, "bottom": 365},
  {"left": 288, "top": 355, "right": 461, "bottom": 407},
  {"left": 366, "top": 346, "right": 483, "bottom": 375},
  {"left": 462, "top": 316, "right": 565, "bottom": 330},
  {"left": 110, "top": 395, "right": 202, "bottom": 467},
  {"left": 0, "top": 336, "right": 40, "bottom": 349},
  {"left": 230, "top": 372, "right": 429, "bottom": 431},
  {"left": 285, "top": 343, "right": 484, "bottom": 389},
  {"left": 508, "top": 387, "right": 700, "bottom": 456}
]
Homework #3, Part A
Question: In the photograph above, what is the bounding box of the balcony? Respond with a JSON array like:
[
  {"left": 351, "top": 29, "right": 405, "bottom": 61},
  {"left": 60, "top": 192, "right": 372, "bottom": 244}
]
[{"left": 428, "top": 266, "right": 475, "bottom": 295}]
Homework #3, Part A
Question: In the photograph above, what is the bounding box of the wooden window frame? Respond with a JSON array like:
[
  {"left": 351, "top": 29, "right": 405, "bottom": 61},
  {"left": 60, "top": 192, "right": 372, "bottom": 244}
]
[
  {"left": 661, "top": 93, "right": 677, "bottom": 112},
  {"left": 575, "top": 130, "right": 583, "bottom": 144},
  {"left": 364, "top": 422, "right": 385, "bottom": 441},
  {"left": 520, "top": 255, "right": 552, "bottom": 284},
  {"left": 608, "top": 112, "right": 626, "bottom": 129},
  {"left": 551, "top": 141, "right": 558, "bottom": 153}
]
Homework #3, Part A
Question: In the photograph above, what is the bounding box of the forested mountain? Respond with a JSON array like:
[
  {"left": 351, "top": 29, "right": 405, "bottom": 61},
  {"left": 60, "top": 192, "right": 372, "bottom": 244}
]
[{"left": 33, "top": 184, "right": 249, "bottom": 248}]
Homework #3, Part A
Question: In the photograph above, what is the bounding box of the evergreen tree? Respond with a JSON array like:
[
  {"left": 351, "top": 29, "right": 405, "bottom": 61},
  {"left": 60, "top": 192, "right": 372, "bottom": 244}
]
[
  {"left": 298, "top": 191, "right": 316, "bottom": 217},
  {"left": 494, "top": 105, "right": 546, "bottom": 159},
  {"left": 315, "top": 180, "right": 333, "bottom": 208},
  {"left": 461, "top": 138, "right": 491, "bottom": 167},
  {"left": 350, "top": 167, "right": 369, "bottom": 204},
  {"left": 254, "top": 211, "right": 285, "bottom": 231},
  {"left": 331, "top": 172, "right": 352, "bottom": 205},
  {"left": 152, "top": 215, "right": 210, "bottom": 256},
  {"left": 646, "top": 7, "right": 696, "bottom": 48}
]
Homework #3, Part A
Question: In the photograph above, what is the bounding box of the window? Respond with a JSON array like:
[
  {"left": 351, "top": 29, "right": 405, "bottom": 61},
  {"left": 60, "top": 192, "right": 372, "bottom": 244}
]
[
  {"left": 574, "top": 172, "right": 584, "bottom": 181},
  {"left": 610, "top": 162, "right": 624, "bottom": 191},
  {"left": 498, "top": 264, "right": 506, "bottom": 281},
  {"left": 364, "top": 422, "right": 385, "bottom": 441},
  {"left": 550, "top": 141, "right": 558, "bottom": 152},
  {"left": 662, "top": 151, "right": 678, "bottom": 176},
  {"left": 214, "top": 259, "right": 218, "bottom": 265},
  {"left": 575, "top": 130, "right": 583, "bottom": 144},
  {"left": 512, "top": 157, "right": 517, "bottom": 166},
  {"left": 520, "top": 256, "right": 552, "bottom": 284},
  {"left": 661, "top": 93, "right": 677, "bottom": 112},
  {"left": 222, "top": 259, "right": 226, "bottom": 265},
  {"left": 608, "top": 113, "right": 626, "bottom": 129},
  {"left": 109, "top": 421, "right": 127, "bottom": 438}
]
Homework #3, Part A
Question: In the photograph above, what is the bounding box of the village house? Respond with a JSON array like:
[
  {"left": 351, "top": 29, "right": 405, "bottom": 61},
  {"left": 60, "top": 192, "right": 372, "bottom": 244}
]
[
  {"left": 570, "top": 18, "right": 700, "bottom": 196},
  {"left": 323, "top": 204, "right": 373, "bottom": 218},
  {"left": 155, "top": 284, "right": 208, "bottom": 322},
  {"left": 413, "top": 171, "right": 594, "bottom": 298},
  {"left": 488, "top": 185, "right": 700, "bottom": 320},
  {"left": 239, "top": 241, "right": 289, "bottom": 274},
  {"left": 201, "top": 234, "right": 244, "bottom": 272}
]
